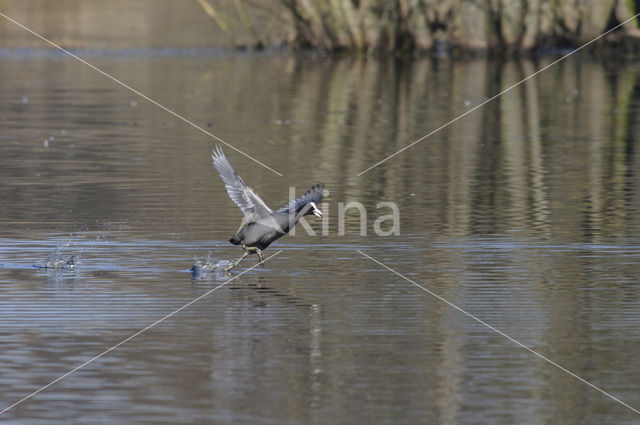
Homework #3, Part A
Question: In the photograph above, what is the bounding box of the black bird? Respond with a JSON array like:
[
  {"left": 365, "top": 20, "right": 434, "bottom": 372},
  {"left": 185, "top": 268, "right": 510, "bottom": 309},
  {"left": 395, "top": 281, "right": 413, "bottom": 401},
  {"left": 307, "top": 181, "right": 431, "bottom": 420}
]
[{"left": 212, "top": 146, "right": 324, "bottom": 271}]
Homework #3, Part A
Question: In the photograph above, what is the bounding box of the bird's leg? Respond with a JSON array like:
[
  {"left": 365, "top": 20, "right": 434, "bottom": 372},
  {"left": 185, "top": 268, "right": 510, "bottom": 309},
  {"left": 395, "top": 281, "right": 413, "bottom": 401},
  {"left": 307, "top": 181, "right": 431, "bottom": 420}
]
[
  {"left": 244, "top": 246, "right": 265, "bottom": 266},
  {"left": 255, "top": 248, "right": 265, "bottom": 265},
  {"left": 224, "top": 249, "right": 249, "bottom": 272}
]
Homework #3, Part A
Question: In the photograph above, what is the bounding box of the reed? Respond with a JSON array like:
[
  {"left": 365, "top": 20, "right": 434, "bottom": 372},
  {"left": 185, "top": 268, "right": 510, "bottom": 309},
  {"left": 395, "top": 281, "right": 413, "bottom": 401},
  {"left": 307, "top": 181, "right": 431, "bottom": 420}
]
[
  {"left": 281, "top": 0, "right": 640, "bottom": 54},
  {"left": 196, "top": 0, "right": 640, "bottom": 54}
]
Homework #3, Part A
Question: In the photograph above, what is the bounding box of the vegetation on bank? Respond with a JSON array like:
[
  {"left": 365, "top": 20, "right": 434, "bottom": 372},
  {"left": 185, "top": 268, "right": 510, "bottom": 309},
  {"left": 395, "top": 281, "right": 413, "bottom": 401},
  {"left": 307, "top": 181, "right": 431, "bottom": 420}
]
[{"left": 198, "top": 0, "right": 640, "bottom": 54}]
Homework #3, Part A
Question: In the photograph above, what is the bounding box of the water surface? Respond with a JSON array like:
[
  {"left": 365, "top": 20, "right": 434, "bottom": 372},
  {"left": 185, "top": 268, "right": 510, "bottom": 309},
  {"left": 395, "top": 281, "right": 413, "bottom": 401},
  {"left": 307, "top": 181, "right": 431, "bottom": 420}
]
[{"left": 1, "top": 49, "right": 640, "bottom": 424}]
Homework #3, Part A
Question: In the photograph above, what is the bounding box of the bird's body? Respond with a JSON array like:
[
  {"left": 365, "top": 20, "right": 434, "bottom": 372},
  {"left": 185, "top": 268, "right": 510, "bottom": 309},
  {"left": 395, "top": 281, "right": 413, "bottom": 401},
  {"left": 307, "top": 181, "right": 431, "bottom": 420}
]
[
  {"left": 211, "top": 147, "right": 324, "bottom": 270},
  {"left": 230, "top": 207, "right": 318, "bottom": 250}
]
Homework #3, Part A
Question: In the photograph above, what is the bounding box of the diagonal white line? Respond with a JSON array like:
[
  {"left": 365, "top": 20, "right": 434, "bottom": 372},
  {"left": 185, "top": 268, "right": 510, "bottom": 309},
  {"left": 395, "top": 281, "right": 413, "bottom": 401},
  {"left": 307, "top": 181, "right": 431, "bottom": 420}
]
[
  {"left": 357, "top": 249, "right": 640, "bottom": 415},
  {"left": 0, "top": 250, "right": 283, "bottom": 415},
  {"left": 0, "top": 11, "right": 282, "bottom": 177},
  {"left": 356, "top": 12, "right": 640, "bottom": 176}
]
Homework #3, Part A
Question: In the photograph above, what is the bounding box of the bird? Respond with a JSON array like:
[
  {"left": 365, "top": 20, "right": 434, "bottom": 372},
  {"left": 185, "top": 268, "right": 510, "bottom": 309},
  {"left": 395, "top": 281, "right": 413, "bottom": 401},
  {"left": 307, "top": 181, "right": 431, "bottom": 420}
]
[{"left": 211, "top": 146, "right": 324, "bottom": 271}]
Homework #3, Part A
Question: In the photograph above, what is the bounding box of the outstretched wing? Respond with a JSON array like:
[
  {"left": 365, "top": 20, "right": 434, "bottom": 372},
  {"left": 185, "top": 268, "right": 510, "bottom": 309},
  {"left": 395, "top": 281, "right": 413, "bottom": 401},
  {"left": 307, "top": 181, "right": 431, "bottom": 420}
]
[
  {"left": 211, "top": 146, "right": 273, "bottom": 223},
  {"left": 277, "top": 184, "right": 324, "bottom": 214}
]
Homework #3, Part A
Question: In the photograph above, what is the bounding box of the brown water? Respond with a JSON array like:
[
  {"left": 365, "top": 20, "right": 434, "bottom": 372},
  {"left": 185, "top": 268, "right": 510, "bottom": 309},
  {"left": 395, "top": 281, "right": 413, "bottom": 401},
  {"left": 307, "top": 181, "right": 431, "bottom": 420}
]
[{"left": 1, "top": 48, "right": 640, "bottom": 424}]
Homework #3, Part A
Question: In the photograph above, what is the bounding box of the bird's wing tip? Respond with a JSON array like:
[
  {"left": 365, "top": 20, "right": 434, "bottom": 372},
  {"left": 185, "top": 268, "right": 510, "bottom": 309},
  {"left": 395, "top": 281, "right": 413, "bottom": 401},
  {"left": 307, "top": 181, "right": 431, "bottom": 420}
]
[{"left": 211, "top": 145, "right": 225, "bottom": 162}]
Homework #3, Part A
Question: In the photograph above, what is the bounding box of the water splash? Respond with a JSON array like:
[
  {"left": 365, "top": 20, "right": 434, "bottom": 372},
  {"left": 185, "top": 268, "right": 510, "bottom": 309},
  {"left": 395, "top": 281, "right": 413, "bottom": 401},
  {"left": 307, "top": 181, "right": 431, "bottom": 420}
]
[
  {"left": 190, "top": 253, "right": 231, "bottom": 280},
  {"left": 38, "top": 244, "right": 79, "bottom": 270}
]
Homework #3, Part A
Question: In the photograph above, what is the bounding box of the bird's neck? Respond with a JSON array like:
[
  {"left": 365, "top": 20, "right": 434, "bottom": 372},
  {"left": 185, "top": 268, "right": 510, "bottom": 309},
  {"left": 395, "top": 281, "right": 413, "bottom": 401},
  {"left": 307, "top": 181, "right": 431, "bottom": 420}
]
[
  {"left": 280, "top": 204, "right": 311, "bottom": 233},
  {"left": 296, "top": 204, "right": 313, "bottom": 223},
  {"left": 294, "top": 204, "right": 312, "bottom": 221}
]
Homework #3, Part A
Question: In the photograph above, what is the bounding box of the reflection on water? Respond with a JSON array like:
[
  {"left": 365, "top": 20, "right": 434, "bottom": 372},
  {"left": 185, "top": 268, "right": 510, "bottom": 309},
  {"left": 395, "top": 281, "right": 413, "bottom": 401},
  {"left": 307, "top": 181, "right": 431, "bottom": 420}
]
[{"left": 1, "top": 51, "right": 640, "bottom": 424}]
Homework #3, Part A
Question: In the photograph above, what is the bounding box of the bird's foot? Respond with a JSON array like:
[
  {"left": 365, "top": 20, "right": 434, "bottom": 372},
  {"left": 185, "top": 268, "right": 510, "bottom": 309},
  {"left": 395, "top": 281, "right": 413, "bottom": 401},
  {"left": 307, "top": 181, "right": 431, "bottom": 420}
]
[{"left": 224, "top": 250, "right": 249, "bottom": 272}]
